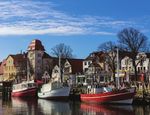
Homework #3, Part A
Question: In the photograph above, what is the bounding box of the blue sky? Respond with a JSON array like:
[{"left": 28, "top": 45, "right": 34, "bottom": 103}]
[{"left": 0, "top": 0, "right": 150, "bottom": 61}]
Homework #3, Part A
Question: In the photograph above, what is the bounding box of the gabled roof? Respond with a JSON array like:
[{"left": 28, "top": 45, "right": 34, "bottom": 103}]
[
  {"left": 27, "top": 39, "right": 45, "bottom": 51},
  {"left": 43, "top": 52, "right": 52, "bottom": 59},
  {"left": 52, "top": 57, "right": 69, "bottom": 68},
  {"left": 10, "top": 53, "right": 26, "bottom": 61},
  {"left": 51, "top": 57, "right": 83, "bottom": 74},
  {"left": 145, "top": 52, "right": 150, "bottom": 58},
  {"left": 0, "top": 59, "right": 6, "bottom": 74},
  {"left": 66, "top": 58, "right": 83, "bottom": 74},
  {"left": 6, "top": 53, "right": 27, "bottom": 66},
  {"left": 89, "top": 62, "right": 101, "bottom": 68},
  {"left": 85, "top": 51, "right": 105, "bottom": 62},
  {"left": 119, "top": 51, "right": 133, "bottom": 59},
  {"left": 119, "top": 51, "right": 150, "bottom": 59}
]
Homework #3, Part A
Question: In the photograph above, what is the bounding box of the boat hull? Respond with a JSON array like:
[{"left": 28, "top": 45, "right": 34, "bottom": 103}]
[
  {"left": 80, "top": 88, "right": 135, "bottom": 104},
  {"left": 12, "top": 88, "right": 37, "bottom": 97},
  {"left": 38, "top": 87, "right": 70, "bottom": 100}
]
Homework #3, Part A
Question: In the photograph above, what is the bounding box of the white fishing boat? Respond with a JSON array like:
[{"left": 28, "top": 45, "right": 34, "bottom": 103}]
[
  {"left": 38, "top": 80, "right": 70, "bottom": 100},
  {"left": 38, "top": 54, "right": 70, "bottom": 100}
]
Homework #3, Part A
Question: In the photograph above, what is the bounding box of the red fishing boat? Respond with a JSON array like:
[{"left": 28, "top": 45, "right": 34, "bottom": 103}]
[
  {"left": 81, "top": 48, "right": 136, "bottom": 104},
  {"left": 80, "top": 86, "right": 136, "bottom": 104},
  {"left": 11, "top": 80, "right": 37, "bottom": 97}
]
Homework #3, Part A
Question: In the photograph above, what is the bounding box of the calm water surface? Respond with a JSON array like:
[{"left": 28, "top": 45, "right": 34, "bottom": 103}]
[{"left": 0, "top": 97, "right": 149, "bottom": 115}]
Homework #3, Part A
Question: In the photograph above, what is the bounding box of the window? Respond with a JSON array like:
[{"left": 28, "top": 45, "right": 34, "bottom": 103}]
[
  {"left": 140, "top": 60, "right": 143, "bottom": 66},
  {"left": 54, "top": 70, "right": 58, "bottom": 73},
  {"left": 38, "top": 53, "right": 41, "bottom": 57},
  {"left": 84, "top": 68, "right": 88, "bottom": 72},
  {"left": 5, "top": 66, "right": 7, "bottom": 71},
  {"left": 138, "top": 67, "right": 140, "bottom": 72},
  {"left": 37, "top": 60, "right": 41, "bottom": 64},
  {"left": 100, "top": 76, "right": 104, "bottom": 82},
  {"left": 84, "top": 62, "right": 87, "bottom": 65},
  {"left": 64, "top": 67, "right": 70, "bottom": 73},
  {"left": 122, "top": 67, "right": 125, "bottom": 70},
  {"left": 143, "top": 67, "right": 146, "bottom": 72},
  {"left": 30, "top": 53, "right": 33, "bottom": 57}
]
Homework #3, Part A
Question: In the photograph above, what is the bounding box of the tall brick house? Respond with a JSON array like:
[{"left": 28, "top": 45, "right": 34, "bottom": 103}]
[{"left": 27, "top": 39, "right": 45, "bottom": 80}]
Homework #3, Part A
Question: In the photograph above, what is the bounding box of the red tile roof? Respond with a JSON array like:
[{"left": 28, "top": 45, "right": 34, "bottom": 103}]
[
  {"left": 85, "top": 51, "right": 105, "bottom": 62},
  {"left": 27, "top": 39, "right": 45, "bottom": 51},
  {"left": 51, "top": 57, "right": 83, "bottom": 74},
  {"left": 67, "top": 58, "right": 83, "bottom": 74},
  {"left": 6, "top": 53, "right": 27, "bottom": 66}
]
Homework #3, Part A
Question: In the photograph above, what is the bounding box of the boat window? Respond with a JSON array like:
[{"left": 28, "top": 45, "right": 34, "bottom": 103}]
[
  {"left": 22, "top": 84, "right": 27, "bottom": 88},
  {"left": 103, "top": 87, "right": 112, "bottom": 92},
  {"left": 28, "top": 84, "right": 32, "bottom": 87}
]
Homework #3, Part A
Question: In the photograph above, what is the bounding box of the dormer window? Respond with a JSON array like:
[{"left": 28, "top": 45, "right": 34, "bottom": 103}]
[{"left": 90, "top": 53, "right": 94, "bottom": 57}]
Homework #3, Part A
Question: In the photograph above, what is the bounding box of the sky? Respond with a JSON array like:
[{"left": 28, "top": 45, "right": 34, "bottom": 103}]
[{"left": 0, "top": 0, "right": 150, "bottom": 61}]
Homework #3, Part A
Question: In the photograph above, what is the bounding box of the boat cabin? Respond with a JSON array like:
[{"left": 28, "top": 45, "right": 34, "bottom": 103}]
[{"left": 87, "top": 85, "right": 112, "bottom": 94}]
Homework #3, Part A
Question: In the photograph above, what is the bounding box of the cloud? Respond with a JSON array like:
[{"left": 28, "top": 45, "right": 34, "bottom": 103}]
[{"left": 0, "top": 0, "right": 140, "bottom": 36}]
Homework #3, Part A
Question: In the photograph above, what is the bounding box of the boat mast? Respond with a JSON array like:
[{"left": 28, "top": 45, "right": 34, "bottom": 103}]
[
  {"left": 27, "top": 58, "right": 30, "bottom": 81},
  {"left": 116, "top": 47, "right": 120, "bottom": 89},
  {"left": 59, "top": 53, "right": 62, "bottom": 83}
]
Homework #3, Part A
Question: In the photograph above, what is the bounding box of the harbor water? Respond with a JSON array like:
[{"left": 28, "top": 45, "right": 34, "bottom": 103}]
[{"left": 0, "top": 97, "right": 149, "bottom": 115}]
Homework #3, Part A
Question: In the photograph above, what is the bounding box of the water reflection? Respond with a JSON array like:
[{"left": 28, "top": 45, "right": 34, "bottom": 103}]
[
  {"left": 80, "top": 103, "right": 134, "bottom": 115},
  {"left": 38, "top": 99, "right": 71, "bottom": 115},
  {"left": 11, "top": 97, "right": 38, "bottom": 115},
  {"left": 1, "top": 97, "right": 150, "bottom": 115}
]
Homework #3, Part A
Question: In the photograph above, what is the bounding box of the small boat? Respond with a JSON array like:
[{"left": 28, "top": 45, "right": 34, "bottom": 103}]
[
  {"left": 38, "top": 80, "right": 70, "bottom": 100},
  {"left": 11, "top": 80, "right": 37, "bottom": 97},
  {"left": 80, "top": 86, "right": 136, "bottom": 104}
]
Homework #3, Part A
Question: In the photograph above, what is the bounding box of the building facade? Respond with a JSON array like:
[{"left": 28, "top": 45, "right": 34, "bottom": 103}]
[
  {"left": 27, "top": 39, "right": 45, "bottom": 80},
  {"left": 3, "top": 54, "right": 26, "bottom": 81}
]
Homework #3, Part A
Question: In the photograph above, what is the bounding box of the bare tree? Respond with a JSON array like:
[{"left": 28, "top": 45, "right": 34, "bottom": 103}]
[
  {"left": 98, "top": 41, "right": 117, "bottom": 82},
  {"left": 118, "top": 27, "right": 148, "bottom": 81},
  {"left": 51, "top": 43, "right": 73, "bottom": 58}
]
